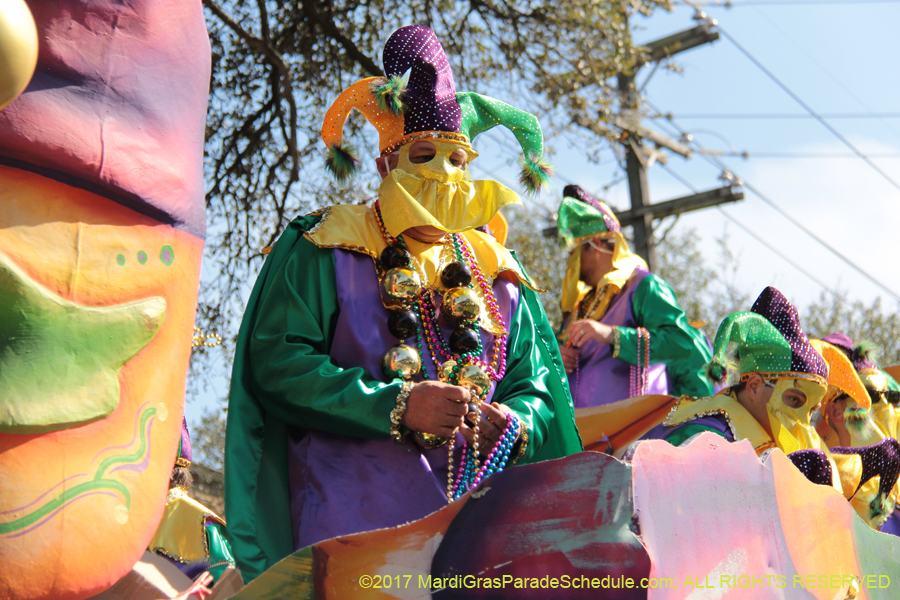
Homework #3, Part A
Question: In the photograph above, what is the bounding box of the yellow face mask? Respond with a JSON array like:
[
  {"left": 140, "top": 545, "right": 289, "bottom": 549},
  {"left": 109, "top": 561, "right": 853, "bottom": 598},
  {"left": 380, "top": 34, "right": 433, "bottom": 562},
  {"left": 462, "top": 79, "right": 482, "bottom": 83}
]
[
  {"left": 766, "top": 378, "right": 828, "bottom": 455},
  {"left": 378, "top": 140, "right": 521, "bottom": 238},
  {"left": 862, "top": 370, "right": 899, "bottom": 439}
]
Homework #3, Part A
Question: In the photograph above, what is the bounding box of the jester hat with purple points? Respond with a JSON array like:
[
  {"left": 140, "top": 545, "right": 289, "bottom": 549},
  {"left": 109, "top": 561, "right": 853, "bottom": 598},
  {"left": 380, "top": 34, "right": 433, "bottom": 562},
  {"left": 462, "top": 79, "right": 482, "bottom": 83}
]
[
  {"left": 321, "top": 25, "right": 551, "bottom": 193},
  {"left": 708, "top": 286, "right": 828, "bottom": 387}
]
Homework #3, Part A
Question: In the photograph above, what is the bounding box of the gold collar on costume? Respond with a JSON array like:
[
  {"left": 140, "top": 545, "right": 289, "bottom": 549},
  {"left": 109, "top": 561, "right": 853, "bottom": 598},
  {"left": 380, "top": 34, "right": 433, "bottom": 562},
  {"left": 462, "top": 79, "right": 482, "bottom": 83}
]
[
  {"left": 663, "top": 393, "right": 775, "bottom": 455},
  {"left": 304, "top": 204, "right": 540, "bottom": 336},
  {"left": 149, "top": 487, "right": 225, "bottom": 564}
]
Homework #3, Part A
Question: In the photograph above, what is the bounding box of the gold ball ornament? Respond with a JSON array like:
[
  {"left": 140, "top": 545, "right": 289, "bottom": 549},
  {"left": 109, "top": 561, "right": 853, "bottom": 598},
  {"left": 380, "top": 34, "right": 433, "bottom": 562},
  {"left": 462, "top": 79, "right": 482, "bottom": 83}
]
[
  {"left": 382, "top": 344, "right": 421, "bottom": 380},
  {"left": 441, "top": 287, "right": 480, "bottom": 322},
  {"left": 438, "top": 359, "right": 457, "bottom": 383},
  {"left": 415, "top": 431, "right": 450, "bottom": 448},
  {"left": 458, "top": 364, "right": 491, "bottom": 397},
  {"left": 0, "top": 0, "right": 38, "bottom": 111},
  {"left": 382, "top": 267, "right": 422, "bottom": 302}
]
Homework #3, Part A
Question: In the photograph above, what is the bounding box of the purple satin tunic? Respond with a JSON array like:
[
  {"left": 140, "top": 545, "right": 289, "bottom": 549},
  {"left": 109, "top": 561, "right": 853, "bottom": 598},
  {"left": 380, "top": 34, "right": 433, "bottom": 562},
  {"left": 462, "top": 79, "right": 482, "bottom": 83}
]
[
  {"left": 287, "top": 248, "right": 519, "bottom": 550},
  {"left": 567, "top": 269, "right": 668, "bottom": 408}
]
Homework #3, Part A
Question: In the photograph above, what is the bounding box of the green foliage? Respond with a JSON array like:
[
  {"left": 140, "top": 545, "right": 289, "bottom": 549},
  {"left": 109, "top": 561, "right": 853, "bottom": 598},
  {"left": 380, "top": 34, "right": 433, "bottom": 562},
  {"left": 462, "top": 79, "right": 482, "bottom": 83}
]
[
  {"left": 503, "top": 204, "right": 567, "bottom": 327},
  {"left": 803, "top": 292, "right": 900, "bottom": 367},
  {"left": 656, "top": 226, "right": 750, "bottom": 341},
  {"left": 193, "top": 406, "right": 227, "bottom": 471}
]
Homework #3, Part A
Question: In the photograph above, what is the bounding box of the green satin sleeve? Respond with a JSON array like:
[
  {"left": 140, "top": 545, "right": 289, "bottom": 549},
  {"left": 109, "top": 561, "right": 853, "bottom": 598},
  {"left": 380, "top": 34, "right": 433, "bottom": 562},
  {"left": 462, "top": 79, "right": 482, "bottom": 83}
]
[
  {"left": 225, "top": 218, "right": 580, "bottom": 582},
  {"left": 205, "top": 521, "right": 236, "bottom": 583},
  {"left": 616, "top": 273, "right": 715, "bottom": 397},
  {"left": 492, "top": 283, "right": 563, "bottom": 463},
  {"left": 247, "top": 227, "right": 401, "bottom": 438}
]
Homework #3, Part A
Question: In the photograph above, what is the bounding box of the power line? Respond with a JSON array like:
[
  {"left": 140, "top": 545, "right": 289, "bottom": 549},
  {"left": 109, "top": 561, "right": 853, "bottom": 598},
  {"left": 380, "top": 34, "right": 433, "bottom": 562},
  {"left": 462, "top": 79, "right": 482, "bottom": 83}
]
[
  {"left": 658, "top": 113, "right": 900, "bottom": 119},
  {"left": 718, "top": 27, "right": 900, "bottom": 195},
  {"left": 646, "top": 101, "right": 900, "bottom": 302},
  {"left": 747, "top": 6, "right": 900, "bottom": 145},
  {"left": 713, "top": 152, "right": 900, "bottom": 158},
  {"left": 657, "top": 162, "right": 838, "bottom": 294},
  {"left": 677, "top": 0, "right": 900, "bottom": 5}
]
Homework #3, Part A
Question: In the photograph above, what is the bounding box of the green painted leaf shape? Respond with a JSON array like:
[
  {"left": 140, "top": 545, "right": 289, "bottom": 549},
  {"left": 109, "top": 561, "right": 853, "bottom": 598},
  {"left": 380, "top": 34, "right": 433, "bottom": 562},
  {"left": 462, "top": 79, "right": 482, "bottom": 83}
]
[{"left": 0, "top": 252, "right": 165, "bottom": 433}]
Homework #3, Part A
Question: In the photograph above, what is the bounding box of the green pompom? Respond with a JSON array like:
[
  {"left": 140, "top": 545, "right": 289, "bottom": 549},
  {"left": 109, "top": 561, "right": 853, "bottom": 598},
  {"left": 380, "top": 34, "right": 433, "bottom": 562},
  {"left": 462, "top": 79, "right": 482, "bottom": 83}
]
[
  {"left": 372, "top": 75, "right": 407, "bottom": 116},
  {"left": 853, "top": 341, "right": 879, "bottom": 365},
  {"left": 518, "top": 154, "right": 554, "bottom": 195},
  {"left": 325, "top": 144, "right": 360, "bottom": 182},
  {"left": 870, "top": 492, "right": 894, "bottom": 522},
  {"left": 707, "top": 360, "right": 727, "bottom": 383},
  {"left": 844, "top": 406, "right": 873, "bottom": 437}
]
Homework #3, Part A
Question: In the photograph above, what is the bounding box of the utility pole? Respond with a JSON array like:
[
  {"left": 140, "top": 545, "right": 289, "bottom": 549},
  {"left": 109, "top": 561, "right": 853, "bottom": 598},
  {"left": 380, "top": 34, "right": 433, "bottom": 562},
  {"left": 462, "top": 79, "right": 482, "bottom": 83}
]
[
  {"left": 618, "top": 69, "right": 656, "bottom": 269},
  {"left": 612, "top": 7, "right": 742, "bottom": 271}
]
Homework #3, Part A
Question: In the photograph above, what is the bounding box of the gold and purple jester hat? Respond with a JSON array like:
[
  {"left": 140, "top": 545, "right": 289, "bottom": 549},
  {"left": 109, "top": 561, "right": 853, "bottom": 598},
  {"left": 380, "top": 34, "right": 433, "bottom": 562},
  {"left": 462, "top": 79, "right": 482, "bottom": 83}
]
[
  {"left": 321, "top": 24, "right": 553, "bottom": 193},
  {"left": 0, "top": 1, "right": 210, "bottom": 598},
  {"left": 708, "top": 286, "right": 828, "bottom": 387},
  {"left": 555, "top": 184, "right": 621, "bottom": 250}
]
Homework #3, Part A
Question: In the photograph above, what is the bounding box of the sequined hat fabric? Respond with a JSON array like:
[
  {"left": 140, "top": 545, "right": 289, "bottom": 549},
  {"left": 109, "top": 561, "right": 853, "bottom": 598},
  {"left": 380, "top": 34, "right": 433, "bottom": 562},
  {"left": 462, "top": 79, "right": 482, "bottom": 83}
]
[
  {"left": 708, "top": 311, "right": 794, "bottom": 385},
  {"left": 562, "top": 184, "right": 621, "bottom": 234},
  {"left": 750, "top": 287, "right": 828, "bottom": 380},
  {"left": 809, "top": 338, "right": 871, "bottom": 409},
  {"left": 320, "top": 25, "right": 549, "bottom": 191},
  {"left": 383, "top": 25, "right": 461, "bottom": 135},
  {"left": 556, "top": 185, "right": 622, "bottom": 247}
]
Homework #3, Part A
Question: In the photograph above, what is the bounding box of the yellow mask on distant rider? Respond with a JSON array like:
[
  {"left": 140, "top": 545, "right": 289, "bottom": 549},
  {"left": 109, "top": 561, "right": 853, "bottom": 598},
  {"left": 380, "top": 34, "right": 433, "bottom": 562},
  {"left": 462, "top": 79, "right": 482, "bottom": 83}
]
[{"left": 378, "top": 140, "right": 521, "bottom": 238}]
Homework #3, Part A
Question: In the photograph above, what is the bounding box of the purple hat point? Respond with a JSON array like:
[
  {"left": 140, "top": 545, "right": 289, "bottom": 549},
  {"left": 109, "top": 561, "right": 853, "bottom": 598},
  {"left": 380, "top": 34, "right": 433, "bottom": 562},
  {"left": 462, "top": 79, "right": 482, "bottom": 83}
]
[
  {"left": 750, "top": 286, "right": 828, "bottom": 379},
  {"left": 382, "top": 25, "right": 461, "bottom": 136},
  {"left": 822, "top": 332, "right": 878, "bottom": 371},
  {"left": 179, "top": 416, "right": 192, "bottom": 463}
]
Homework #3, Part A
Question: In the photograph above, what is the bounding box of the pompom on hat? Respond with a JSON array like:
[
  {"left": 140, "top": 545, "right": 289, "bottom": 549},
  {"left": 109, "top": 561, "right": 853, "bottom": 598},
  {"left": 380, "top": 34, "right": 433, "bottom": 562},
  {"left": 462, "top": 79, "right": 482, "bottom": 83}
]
[
  {"left": 707, "top": 286, "right": 827, "bottom": 387},
  {"left": 821, "top": 332, "right": 879, "bottom": 372},
  {"left": 321, "top": 25, "right": 551, "bottom": 193},
  {"left": 822, "top": 332, "right": 900, "bottom": 395}
]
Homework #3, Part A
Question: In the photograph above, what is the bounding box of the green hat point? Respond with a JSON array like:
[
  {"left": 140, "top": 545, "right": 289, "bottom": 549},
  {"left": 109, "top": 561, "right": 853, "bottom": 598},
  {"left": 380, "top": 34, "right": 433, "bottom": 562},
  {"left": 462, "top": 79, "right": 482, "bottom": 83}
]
[
  {"left": 708, "top": 311, "right": 793, "bottom": 386},
  {"left": 457, "top": 92, "right": 552, "bottom": 194},
  {"left": 555, "top": 196, "right": 612, "bottom": 250}
]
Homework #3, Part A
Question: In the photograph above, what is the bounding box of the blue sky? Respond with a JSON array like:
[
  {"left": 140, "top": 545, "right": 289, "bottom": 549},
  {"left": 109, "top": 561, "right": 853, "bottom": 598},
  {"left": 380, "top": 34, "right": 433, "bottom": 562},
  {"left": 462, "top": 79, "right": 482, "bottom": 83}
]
[
  {"left": 503, "top": 0, "right": 900, "bottom": 312},
  {"left": 186, "top": 0, "right": 900, "bottom": 429}
]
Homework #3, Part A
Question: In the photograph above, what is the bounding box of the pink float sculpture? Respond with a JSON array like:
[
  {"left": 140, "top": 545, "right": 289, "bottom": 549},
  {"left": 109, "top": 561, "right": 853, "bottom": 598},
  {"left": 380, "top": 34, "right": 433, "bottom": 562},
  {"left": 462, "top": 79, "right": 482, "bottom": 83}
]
[{"left": 0, "top": 1, "right": 209, "bottom": 598}]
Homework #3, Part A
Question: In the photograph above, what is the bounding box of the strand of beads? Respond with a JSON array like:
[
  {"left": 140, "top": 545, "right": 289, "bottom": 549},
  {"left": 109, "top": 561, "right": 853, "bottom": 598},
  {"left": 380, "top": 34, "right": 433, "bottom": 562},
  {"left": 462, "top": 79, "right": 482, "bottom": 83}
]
[
  {"left": 452, "top": 234, "right": 508, "bottom": 379},
  {"left": 375, "top": 204, "right": 424, "bottom": 384},
  {"left": 448, "top": 412, "right": 520, "bottom": 501},
  {"left": 573, "top": 352, "right": 580, "bottom": 399},
  {"left": 471, "top": 414, "right": 519, "bottom": 487},
  {"left": 628, "top": 327, "right": 651, "bottom": 396},
  {"left": 641, "top": 328, "right": 650, "bottom": 392},
  {"left": 372, "top": 203, "right": 517, "bottom": 498},
  {"left": 379, "top": 239, "right": 423, "bottom": 382}
]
